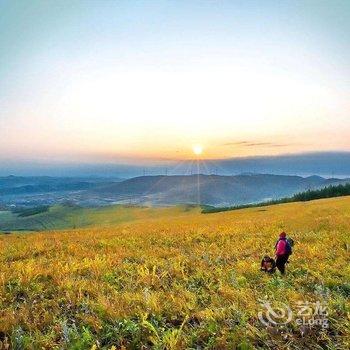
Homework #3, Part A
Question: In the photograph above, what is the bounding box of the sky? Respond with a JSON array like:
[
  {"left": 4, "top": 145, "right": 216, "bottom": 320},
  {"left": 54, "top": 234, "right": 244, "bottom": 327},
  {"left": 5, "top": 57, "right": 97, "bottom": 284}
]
[{"left": 1, "top": 0, "right": 350, "bottom": 166}]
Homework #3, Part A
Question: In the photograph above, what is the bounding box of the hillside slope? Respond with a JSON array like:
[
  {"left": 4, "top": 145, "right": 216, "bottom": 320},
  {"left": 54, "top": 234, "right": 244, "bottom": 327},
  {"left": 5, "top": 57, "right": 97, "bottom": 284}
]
[
  {"left": 0, "top": 197, "right": 349, "bottom": 348},
  {"left": 0, "top": 204, "right": 199, "bottom": 231}
]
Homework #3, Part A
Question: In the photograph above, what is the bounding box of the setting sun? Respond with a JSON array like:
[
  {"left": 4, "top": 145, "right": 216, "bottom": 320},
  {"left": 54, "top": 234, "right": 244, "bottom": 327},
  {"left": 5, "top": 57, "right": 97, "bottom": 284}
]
[{"left": 193, "top": 145, "right": 203, "bottom": 155}]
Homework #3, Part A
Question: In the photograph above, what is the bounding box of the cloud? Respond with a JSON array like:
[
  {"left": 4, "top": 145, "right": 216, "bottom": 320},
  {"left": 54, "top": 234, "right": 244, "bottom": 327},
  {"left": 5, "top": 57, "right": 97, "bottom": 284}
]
[
  {"left": 223, "top": 141, "right": 250, "bottom": 146},
  {"left": 223, "top": 141, "right": 292, "bottom": 148}
]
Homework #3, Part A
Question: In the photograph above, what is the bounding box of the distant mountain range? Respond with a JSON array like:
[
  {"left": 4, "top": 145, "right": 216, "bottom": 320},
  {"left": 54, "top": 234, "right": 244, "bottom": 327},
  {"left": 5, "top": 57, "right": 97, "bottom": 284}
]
[
  {"left": 87, "top": 174, "right": 349, "bottom": 207},
  {"left": 0, "top": 174, "right": 349, "bottom": 208},
  {"left": 0, "top": 176, "right": 123, "bottom": 195}
]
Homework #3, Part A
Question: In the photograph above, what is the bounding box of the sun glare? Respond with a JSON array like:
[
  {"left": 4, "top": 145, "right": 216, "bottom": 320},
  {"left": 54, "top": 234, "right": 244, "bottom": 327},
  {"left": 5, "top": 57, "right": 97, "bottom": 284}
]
[{"left": 193, "top": 144, "right": 203, "bottom": 155}]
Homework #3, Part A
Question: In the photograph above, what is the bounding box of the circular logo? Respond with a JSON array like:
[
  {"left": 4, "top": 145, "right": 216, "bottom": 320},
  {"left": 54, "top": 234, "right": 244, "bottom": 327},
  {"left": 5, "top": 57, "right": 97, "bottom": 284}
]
[{"left": 258, "top": 301, "right": 293, "bottom": 326}]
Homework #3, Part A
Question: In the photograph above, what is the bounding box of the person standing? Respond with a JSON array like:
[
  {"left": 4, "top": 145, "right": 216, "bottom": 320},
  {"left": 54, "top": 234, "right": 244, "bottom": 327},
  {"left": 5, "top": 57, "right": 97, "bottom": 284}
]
[{"left": 275, "top": 232, "right": 292, "bottom": 274}]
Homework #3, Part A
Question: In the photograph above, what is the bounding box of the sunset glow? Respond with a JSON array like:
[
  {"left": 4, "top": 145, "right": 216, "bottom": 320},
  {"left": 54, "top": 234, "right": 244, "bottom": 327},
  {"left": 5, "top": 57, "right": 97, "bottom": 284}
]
[{"left": 1, "top": 1, "right": 350, "bottom": 164}]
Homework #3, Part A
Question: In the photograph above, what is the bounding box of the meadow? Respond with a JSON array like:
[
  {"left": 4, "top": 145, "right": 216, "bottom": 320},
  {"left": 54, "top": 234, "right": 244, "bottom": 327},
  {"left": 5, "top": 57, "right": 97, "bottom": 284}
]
[
  {"left": 0, "top": 197, "right": 349, "bottom": 349},
  {"left": 0, "top": 205, "right": 198, "bottom": 232}
]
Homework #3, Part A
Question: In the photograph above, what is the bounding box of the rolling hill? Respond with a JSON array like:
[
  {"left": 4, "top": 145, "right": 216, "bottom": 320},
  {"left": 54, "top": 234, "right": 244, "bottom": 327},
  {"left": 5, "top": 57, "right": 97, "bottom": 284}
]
[
  {"left": 0, "top": 204, "right": 199, "bottom": 232},
  {"left": 0, "top": 196, "right": 349, "bottom": 348}
]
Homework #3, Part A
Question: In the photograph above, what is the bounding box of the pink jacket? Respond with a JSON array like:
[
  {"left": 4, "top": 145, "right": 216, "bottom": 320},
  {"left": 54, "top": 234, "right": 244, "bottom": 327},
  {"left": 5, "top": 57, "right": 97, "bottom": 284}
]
[{"left": 276, "top": 239, "right": 287, "bottom": 256}]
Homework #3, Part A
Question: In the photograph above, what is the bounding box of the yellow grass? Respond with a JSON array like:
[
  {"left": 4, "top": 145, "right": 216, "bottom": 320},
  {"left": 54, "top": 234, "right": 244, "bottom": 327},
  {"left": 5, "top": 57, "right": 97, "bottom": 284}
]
[{"left": 0, "top": 197, "right": 349, "bottom": 349}]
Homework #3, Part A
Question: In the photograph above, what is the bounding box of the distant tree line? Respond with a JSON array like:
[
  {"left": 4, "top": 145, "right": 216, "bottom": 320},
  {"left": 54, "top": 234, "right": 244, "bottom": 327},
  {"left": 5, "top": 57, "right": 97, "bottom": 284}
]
[
  {"left": 202, "top": 183, "right": 350, "bottom": 214},
  {"left": 292, "top": 183, "right": 350, "bottom": 201}
]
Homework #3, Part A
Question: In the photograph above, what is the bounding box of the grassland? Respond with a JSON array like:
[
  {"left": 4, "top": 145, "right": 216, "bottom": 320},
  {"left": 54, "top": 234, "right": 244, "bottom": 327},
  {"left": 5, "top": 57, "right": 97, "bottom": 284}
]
[
  {"left": 0, "top": 197, "right": 349, "bottom": 349},
  {"left": 0, "top": 204, "right": 198, "bottom": 232}
]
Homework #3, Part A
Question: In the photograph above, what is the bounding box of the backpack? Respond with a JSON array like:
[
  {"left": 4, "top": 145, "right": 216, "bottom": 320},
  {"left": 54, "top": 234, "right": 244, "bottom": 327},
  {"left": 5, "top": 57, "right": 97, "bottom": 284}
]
[{"left": 285, "top": 238, "right": 293, "bottom": 255}]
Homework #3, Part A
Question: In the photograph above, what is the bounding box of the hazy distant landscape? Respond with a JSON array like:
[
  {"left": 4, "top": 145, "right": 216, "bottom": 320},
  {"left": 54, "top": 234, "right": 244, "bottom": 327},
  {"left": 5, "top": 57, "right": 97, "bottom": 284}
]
[{"left": 1, "top": 173, "right": 349, "bottom": 210}]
